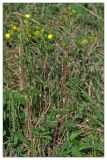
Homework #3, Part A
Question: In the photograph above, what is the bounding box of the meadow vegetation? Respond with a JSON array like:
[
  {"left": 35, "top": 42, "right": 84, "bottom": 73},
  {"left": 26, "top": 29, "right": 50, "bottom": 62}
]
[{"left": 3, "top": 3, "right": 104, "bottom": 157}]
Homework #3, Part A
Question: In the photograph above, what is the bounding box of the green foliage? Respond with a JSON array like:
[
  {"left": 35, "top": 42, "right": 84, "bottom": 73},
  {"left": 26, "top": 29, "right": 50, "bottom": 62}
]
[{"left": 70, "top": 130, "right": 82, "bottom": 141}]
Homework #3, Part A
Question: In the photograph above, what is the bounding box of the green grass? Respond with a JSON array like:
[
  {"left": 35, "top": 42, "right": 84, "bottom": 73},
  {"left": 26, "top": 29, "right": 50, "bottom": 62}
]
[{"left": 3, "top": 3, "right": 104, "bottom": 157}]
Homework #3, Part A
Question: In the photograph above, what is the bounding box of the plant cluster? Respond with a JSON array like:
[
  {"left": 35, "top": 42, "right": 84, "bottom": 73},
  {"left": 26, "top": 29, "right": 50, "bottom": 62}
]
[{"left": 3, "top": 3, "right": 104, "bottom": 157}]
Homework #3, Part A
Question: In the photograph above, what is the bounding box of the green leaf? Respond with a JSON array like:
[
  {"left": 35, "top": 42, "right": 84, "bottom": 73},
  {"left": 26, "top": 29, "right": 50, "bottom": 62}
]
[
  {"left": 36, "top": 75, "right": 44, "bottom": 84},
  {"left": 71, "top": 147, "right": 81, "bottom": 157},
  {"left": 70, "top": 130, "right": 82, "bottom": 141},
  {"left": 72, "top": 139, "right": 81, "bottom": 146},
  {"left": 39, "top": 126, "right": 47, "bottom": 132},
  {"left": 70, "top": 4, "right": 86, "bottom": 17},
  {"left": 78, "top": 143, "right": 91, "bottom": 151},
  {"left": 14, "top": 134, "right": 18, "bottom": 145},
  {"left": 3, "top": 130, "right": 6, "bottom": 136},
  {"left": 14, "top": 92, "right": 26, "bottom": 105},
  {"left": 3, "top": 93, "right": 6, "bottom": 106},
  {"left": 42, "top": 135, "right": 52, "bottom": 141}
]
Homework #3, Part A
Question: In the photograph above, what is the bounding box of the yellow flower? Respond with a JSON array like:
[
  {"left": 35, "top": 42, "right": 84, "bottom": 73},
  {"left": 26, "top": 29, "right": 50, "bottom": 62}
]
[
  {"left": 48, "top": 34, "right": 53, "bottom": 40},
  {"left": 5, "top": 33, "right": 11, "bottom": 39},
  {"left": 81, "top": 39, "right": 88, "bottom": 46},
  {"left": 34, "top": 30, "right": 41, "bottom": 38},
  {"left": 25, "top": 14, "right": 30, "bottom": 19},
  {"left": 12, "top": 25, "right": 17, "bottom": 31}
]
